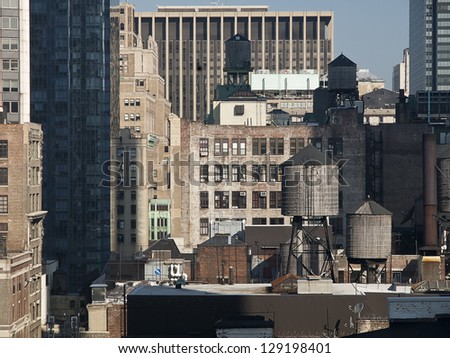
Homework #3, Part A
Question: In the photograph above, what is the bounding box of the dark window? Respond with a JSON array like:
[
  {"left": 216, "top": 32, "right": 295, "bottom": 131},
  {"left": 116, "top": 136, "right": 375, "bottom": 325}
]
[
  {"left": 252, "top": 191, "right": 267, "bottom": 209},
  {"left": 252, "top": 218, "right": 267, "bottom": 225},
  {"left": 200, "top": 218, "right": 209, "bottom": 236},
  {"left": 252, "top": 164, "right": 267, "bottom": 182},
  {"left": 252, "top": 138, "right": 267, "bottom": 155},
  {"left": 269, "top": 191, "right": 282, "bottom": 208},
  {"left": 117, "top": 191, "right": 124, "bottom": 200},
  {"left": 70, "top": 300, "right": 76, "bottom": 309},
  {"left": 269, "top": 165, "right": 282, "bottom": 182},
  {"left": 214, "top": 191, "right": 229, "bottom": 209},
  {"left": 131, "top": 220, "right": 136, "bottom": 229},
  {"left": 0, "top": 168, "right": 7, "bottom": 185},
  {"left": 131, "top": 191, "right": 136, "bottom": 200},
  {"left": 231, "top": 164, "right": 246, "bottom": 182},
  {"left": 270, "top": 138, "right": 284, "bottom": 155},
  {"left": 234, "top": 105, "right": 245, "bottom": 116},
  {"left": 131, "top": 234, "right": 136, "bottom": 243},
  {"left": 131, "top": 205, "right": 136, "bottom": 215},
  {"left": 200, "top": 165, "right": 208, "bottom": 183},
  {"left": 117, "top": 205, "right": 124, "bottom": 214},
  {"left": 270, "top": 218, "right": 284, "bottom": 225},
  {"left": 0, "top": 141, "right": 7, "bottom": 158},
  {"left": 290, "top": 138, "right": 305, "bottom": 155},
  {"left": 200, "top": 191, "right": 209, "bottom": 208},
  {"left": 231, "top": 191, "right": 247, "bottom": 208}
]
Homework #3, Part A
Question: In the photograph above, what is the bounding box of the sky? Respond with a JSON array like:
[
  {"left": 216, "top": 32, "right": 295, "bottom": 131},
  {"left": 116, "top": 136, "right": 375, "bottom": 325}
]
[{"left": 130, "top": 0, "right": 409, "bottom": 89}]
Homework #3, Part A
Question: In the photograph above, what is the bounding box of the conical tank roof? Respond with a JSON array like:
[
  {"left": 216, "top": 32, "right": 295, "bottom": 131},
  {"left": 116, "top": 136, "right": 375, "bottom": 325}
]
[
  {"left": 281, "top": 145, "right": 335, "bottom": 167},
  {"left": 354, "top": 199, "right": 392, "bottom": 215},
  {"left": 328, "top": 53, "right": 357, "bottom": 68}
]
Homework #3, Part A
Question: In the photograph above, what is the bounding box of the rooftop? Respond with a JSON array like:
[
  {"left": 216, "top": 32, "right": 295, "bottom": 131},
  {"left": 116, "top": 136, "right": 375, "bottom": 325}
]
[{"left": 157, "top": 5, "right": 269, "bottom": 13}]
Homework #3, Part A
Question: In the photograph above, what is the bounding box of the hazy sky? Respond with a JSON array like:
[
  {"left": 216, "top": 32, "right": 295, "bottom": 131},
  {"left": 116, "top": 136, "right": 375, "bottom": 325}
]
[{"left": 130, "top": 0, "right": 409, "bottom": 89}]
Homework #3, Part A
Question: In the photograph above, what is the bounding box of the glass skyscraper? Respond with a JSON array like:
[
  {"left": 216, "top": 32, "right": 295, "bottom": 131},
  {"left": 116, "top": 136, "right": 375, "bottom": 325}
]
[
  {"left": 410, "top": 0, "right": 450, "bottom": 93},
  {"left": 30, "top": 0, "right": 111, "bottom": 292}
]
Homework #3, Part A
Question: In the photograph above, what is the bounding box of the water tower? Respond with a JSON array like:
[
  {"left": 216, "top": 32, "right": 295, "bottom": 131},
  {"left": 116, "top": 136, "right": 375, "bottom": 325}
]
[
  {"left": 224, "top": 33, "right": 252, "bottom": 86},
  {"left": 327, "top": 53, "right": 358, "bottom": 106},
  {"left": 346, "top": 198, "right": 392, "bottom": 283},
  {"left": 281, "top": 145, "right": 339, "bottom": 280}
]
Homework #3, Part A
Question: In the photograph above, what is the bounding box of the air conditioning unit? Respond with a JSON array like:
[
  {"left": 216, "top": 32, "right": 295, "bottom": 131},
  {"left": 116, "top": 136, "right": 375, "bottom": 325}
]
[
  {"left": 260, "top": 192, "right": 267, "bottom": 197},
  {"left": 239, "top": 191, "right": 246, "bottom": 196}
]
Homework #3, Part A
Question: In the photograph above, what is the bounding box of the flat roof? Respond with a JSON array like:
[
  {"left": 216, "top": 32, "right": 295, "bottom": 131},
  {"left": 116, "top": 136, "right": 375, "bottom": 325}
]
[
  {"left": 157, "top": 5, "right": 269, "bottom": 12},
  {"left": 128, "top": 283, "right": 412, "bottom": 296}
]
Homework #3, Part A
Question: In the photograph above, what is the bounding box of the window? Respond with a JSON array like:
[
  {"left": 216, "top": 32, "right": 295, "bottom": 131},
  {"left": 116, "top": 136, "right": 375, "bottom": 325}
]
[
  {"left": 131, "top": 191, "right": 136, "bottom": 200},
  {"left": 0, "top": 141, "right": 7, "bottom": 159},
  {"left": 214, "top": 138, "right": 229, "bottom": 156},
  {"left": 270, "top": 218, "right": 284, "bottom": 225},
  {"left": 135, "top": 114, "right": 141, "bottom": 121},
  {"left": 0, "top": 196, "right": 8, "bottom": 213},
  {"left": 131, "top": 234, "right": 136, "bottom": 243},
  {"left": 199, "top": 138, "right": 209, "bottom": 156},
  {"left": 117, "top": 234, "right": 124, "bottom": 243},
  {"left": 117, "top": 191, "right": 124, "bottom": 200},
  {"left": 200, "top": 191, "right": 209, "bottom": 208},
  {"left": 2, "top": 17, "right": 18, "bottom": 30},
  {"left": 252, "top": 164, "right": 267, "bottom": 182},
  {"left": 232, "top": 191, "right": 247, "bottom": 209},
  {"left": 214, "top": 191, "right": 229, "bottom": 209},
  {"left": 269, "top": 165, "right": 282, "bottom": 182},
  {"left": 3, "top": 101, "right": 19, "bottom": 113},
  {"left": 252, "top": 192, "right": 267, "bottom": 209},
  {"left": 214, "top": 164, "right": 229, "bottom": 182},
  {"left": 130, "top": 114, "right": 135, "bottom": 121},
  {"left": 252, "top": 138, "right": 267, "bottom": 155},
  {"left": 117, "top": 205, "right": 124, "bottom": 214},
  {"left": 136, "top": 99, "right": 141, "bottom": 106},
  {"left": 200, "top": 165, "right": 208, "bottom": 183},
  {"left": 3, "top": 59, "right": 19, "bottom": 72},
  {"left": 124, "top": 99, "right": 129, "bottom": 106},
  {"left": 234, "top": 105, "right": 245, "bottom": 116},
  {"left": 120, "top": 23, "right": 125, "bottom": 30},
  {"left": 308, "top": 137, "right": 322, "bottom": 150},
  {"left": 252, "top": 218, "right": 267, "bottom": 225},
  {"left": 269, "top": 191, "right": 282, "bottom": 208},
  {"left": 290, "top": 138, "right": 305, "bottom": 155},
  {"left": 131, "top": 205, "right": 136, "bottom": 215},
  {"left": 0, "top": 223, "right": 7, "bottom": 257},
  {"left": 270, "top": 138, "right": 284, "bottom": 155},
  {"left": 231, "top": 165, "right": 246, "bottom": 182},
  {"left": 117, "top": 220, "right": 124, "bottom": 229},
  {"left": 130, "top": 99, "right": 135, "bottom": 106},
  {"left": 2, "top": 0, "right": 19, "bottom": 8},
  {"left": 200, "top": 218, "right": 209, "bottom": 236},
  {"left": 231, "top": 139, "right": 246, "bottom": 155},
  {"left": 2, "top": 38, "right": 18, "bottom": 51},
  {"left": 2, "top": 80, "right": 18, "bottom": 92},
  {"left": 130, "top": 148, "right": 136, "bottom": 158},
  {"left": 131, "top": 220, "right": 136, "bottom": 229},
  {"left": 328, "top": 138, "right": 343, "bottom": 156}
]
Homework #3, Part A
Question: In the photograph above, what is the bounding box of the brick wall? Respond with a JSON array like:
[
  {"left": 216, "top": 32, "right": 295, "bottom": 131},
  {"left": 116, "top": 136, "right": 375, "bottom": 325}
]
[{"left": 196, "top": 245, "right": 248, "bottom": 284}]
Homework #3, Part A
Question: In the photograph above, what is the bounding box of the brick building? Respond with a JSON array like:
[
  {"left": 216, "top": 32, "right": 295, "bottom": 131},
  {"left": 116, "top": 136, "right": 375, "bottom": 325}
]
[
  {"left": 174, "top": 107, "right": 366, "bottom": 252},
  {"left": 196, "top": 234, "right": 248, "bottom": 284},
  {"left": 0, "top": 123, "right": 46, "bottom": 337}
]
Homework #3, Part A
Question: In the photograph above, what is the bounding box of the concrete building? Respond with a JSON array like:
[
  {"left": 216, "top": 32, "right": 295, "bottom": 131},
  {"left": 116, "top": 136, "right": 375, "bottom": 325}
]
[
  {"left": 0, "top": 0, "right": 30, "bottom": 124},
  {"left": 175, "top": 107, "right": 366, "bottom": 252},
  {"left": 410, "top": 0, "right": 450, "bottom": 93},
  {"left": 392, "top": 48, "right": 410, "bottom": 96},
  {"left": 357, "top": 69, "right": 385, "bottom": 96},
  {"left": 0, "top": 123, "right": 46, "bottom": 337},
  {"left": 110, "top": 3, "right": 178, "bottom": 263},
  {"left": 362, "top": 88, "right": 398, "bottom": 125},
  {"left": 133, "top": 5, "right": 333, "bottom": 120},
  {"left": 250, "top": 71, "right": 319, "bottom": 118}
]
